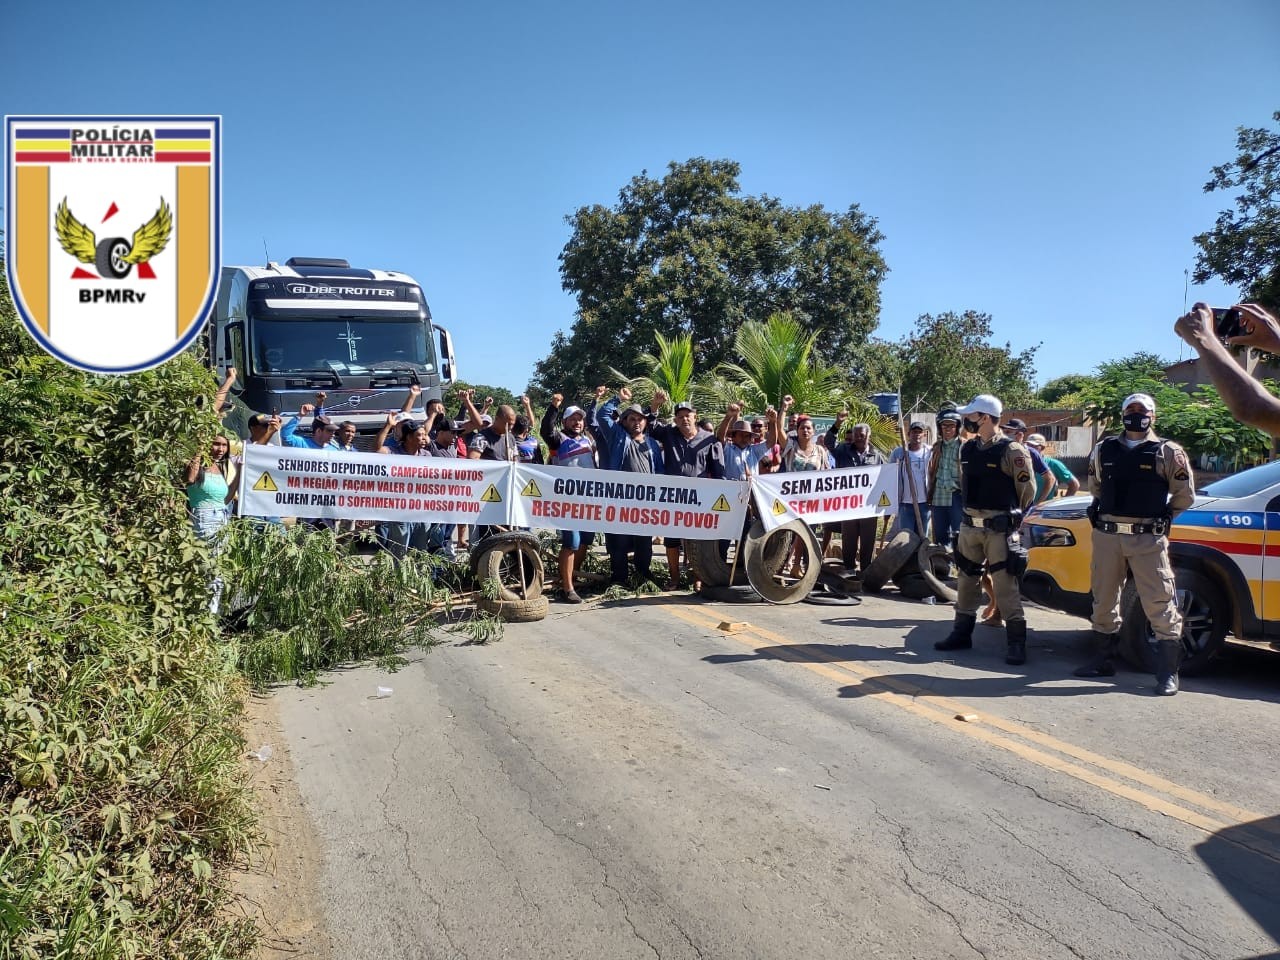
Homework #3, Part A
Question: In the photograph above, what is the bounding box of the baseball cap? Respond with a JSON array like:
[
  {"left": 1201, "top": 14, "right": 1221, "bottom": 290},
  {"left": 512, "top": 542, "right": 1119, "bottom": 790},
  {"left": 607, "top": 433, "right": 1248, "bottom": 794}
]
[
  {"left": 434, "top": 419, "right": 458, "bottom": 433},
  {"left": 729, "top": 419, "right": 752, "bottom": 434},
  {"left": 1122, "top": 393, "right": 1156, "bottom": 413},
  {"left": 312, "top": 414, "right": 335, "bottom": 430},
  {"left": 938, "top": 409, "right": 962, "bottom": 424},
  {"left": 1004, "top": 417, "right": 1027, "bottom": 431},
  {"left": 562, "top": 405, "right": 585, "bottom": 420},
  {"left": 622, "top": 404, "right": 647, "bottom": 418},
  {"left": 393, "top": 411, "right": 415, "bottom": 424},
  {"left": 480, "top": 414, "right": 493, "bottom": 425},
  {"left": 674, "top": 401, "right": 695, "bottom": 413},
  {"left": 1025, "top": 433, "right": 1047, "bottom": 447},
  {"left": 909, "top": 421, "right": 925, "bottom": 431},
  {"left": 955, "top": 394, "right": 1003, "bottom": 418}
]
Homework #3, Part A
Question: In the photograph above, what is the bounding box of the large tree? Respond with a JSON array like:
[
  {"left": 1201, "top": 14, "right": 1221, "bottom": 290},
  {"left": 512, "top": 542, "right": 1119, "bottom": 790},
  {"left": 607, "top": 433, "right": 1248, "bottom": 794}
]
[
  {"left": 532, "top": 158, "right": 888, "bottom": 398},
  {"left": 1193, "top": 110, "right": 1280, "bottom": 311},
  {"left": 857, "top": 310, "right": 1039, "bottom": 411}
]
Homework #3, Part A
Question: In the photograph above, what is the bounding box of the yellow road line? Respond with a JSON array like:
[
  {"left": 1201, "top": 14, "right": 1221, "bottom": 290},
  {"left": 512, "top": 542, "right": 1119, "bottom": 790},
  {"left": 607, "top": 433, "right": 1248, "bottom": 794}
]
[{"left": 660, "top": 602, "right": 1277, "bottom": 853}]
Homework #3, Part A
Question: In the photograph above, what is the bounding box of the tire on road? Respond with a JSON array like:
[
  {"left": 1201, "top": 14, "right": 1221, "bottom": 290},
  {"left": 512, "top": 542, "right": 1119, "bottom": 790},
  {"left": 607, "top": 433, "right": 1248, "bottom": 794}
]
[
  {"left": 1118, "top": 566, "right": 1228, "bottom": 676},
  {"left": 685, "top": 537, "right": 748, "bottom": 588},
  {"left": 895, "top": 572, "right": 936, "bottom": 600},
  {"left": 861, "top": 530, "right": 921, "bottom": 593},
  {"left": 743, "top": 518, "right": 822, "bottom": 604},
  {"left": 476, "top": 594, "right": 549, "bottom": 623},
  {"left": 473, "top": 533, "right": 544, "bottom": 602},
  {"left": 916, "top": 543, "right": 957, "bottom": 603},
  {"left": 697, "top": 584, "right": 762, "bottom": 603}
]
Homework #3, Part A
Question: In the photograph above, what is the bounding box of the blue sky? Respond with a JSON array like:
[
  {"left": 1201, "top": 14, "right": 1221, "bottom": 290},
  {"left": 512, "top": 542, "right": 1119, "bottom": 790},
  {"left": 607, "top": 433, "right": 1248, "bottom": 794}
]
[{"left": 5, "top": 1, "right": 1277, "bottom": 396}]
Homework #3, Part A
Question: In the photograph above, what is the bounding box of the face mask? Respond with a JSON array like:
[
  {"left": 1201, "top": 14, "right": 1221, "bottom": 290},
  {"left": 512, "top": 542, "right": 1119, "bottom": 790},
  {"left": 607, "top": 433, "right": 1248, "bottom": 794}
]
[
  {"left": 963, "top": 418, "right": 980, "bottom": 433},
  {"left": 1122, "top": 412, "right": 1152, "bottom": 433}
]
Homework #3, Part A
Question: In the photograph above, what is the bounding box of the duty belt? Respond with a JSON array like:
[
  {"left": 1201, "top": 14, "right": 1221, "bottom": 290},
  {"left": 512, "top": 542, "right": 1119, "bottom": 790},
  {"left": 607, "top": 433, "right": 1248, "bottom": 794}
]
[
  {"left": 1094, "top": 518, "right": 1169, "bottom": 536},
  {"left": 962, "top": 513, "right": 1015, "bottom": 531}
]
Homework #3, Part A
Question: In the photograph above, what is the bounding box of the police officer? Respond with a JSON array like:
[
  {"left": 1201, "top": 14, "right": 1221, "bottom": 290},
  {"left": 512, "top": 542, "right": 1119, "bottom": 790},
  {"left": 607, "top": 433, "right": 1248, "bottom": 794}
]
[
  {"left": 935, "top": 394, "right": 1037, "bottom": 664},
  {"left": 1074, "top": 393, "right": 1195, "bottom": 695}
]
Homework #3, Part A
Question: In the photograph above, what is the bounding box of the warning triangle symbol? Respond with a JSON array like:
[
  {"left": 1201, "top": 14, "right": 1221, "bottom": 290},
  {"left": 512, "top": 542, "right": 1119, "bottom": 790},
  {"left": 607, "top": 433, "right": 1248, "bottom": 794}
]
[
  {"left": 877, "top": 492, "right": 892, "bottom": 507},
  {"left": 252, "top": 471, "right": 279, "bottom": 493},
  {"left": 771, "top": 498, "right": 787, "bottom": 516},
  {"left": 520, "top": 479, "right": 542, "bottom": 497},
  {"left": 711, "top": 494, "right": 731, "bottom": 512},
  {"left": 480, "top": 484, "right": 503, "bottom": 503}
]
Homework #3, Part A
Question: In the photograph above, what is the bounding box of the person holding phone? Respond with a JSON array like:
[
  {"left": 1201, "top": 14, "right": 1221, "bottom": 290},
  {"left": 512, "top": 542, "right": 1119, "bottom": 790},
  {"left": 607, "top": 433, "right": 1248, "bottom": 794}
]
[{"left": 1175, "top": 302, "right": 1280, "bottom": 435}]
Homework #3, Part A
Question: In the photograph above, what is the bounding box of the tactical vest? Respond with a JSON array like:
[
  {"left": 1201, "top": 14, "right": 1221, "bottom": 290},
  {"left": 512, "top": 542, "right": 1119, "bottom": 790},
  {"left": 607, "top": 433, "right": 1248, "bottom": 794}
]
[
  {"left": 961, "top": 437, "right": 1018, "bottom": 511},
  {"left": 1098, "top": 438, "right": 1168, "bottom": 517}
]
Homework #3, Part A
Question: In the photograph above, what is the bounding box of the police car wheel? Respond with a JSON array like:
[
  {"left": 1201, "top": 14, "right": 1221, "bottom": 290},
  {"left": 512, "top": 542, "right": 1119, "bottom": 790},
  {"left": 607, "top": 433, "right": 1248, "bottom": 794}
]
[
  {"left": 1118, "top": 567, "right": 1228, "bottom": 676},
  {"left": 95, "top": 237, "right": 132, "bottom": 278}
]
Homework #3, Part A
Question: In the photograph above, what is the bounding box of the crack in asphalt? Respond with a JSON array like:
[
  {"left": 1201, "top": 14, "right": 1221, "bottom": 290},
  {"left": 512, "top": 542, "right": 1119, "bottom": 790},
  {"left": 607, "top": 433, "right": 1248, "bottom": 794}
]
[
  {"left": 982, "top": 812, "right": 1214, "bottom": 959},
  {"left": 971, "top": 760, "right": 1196, "bottom": 863},
  {"left": 1104, "top": 868, "right": 1218, "bottom": 959},
  {"left": 376, "top": 718, "right": 468, "bottom": 960},
  {"left": 443, "top": 775, "right": 532, "bottom": 910},
  {"left": 871, "top": 805, "right": 988, "bottom": 960},
  {"left": 448, "top": 680, "right": 681, "bottom": 959}
]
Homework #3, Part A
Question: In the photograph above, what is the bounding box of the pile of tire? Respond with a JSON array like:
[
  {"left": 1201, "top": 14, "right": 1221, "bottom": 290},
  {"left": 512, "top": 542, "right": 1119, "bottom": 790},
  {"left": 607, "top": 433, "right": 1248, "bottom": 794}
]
[
  {"left": 468, "top": 531, "right": 548, "bottom": 622},
  {"left": 861, "top": 531, "right": 956, "bottom": 602}
]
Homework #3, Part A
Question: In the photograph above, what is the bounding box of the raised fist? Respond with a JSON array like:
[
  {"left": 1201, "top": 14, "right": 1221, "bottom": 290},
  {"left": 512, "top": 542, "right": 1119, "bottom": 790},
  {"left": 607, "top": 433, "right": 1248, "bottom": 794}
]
[
  {"left": 552, "top": 392, "right": 564, "bottom": 407},
  {"left": 300, "top": 403, "right": 316, "bottom": 416},
  {"left": 619, "top": 386, "right": 633, "bottom": 402},
  {"left": 314, "top": 391, "right": 327, "bottom": 405},
  {"left": 727, "top": 402, "right": 741, "bottom": 416},
  {"left": 782, "top": 395, "right": 794, "bottom": 407},
  {"left": 595, "top": 385, "right": 608, "bottom": 398},
  {"left": 409, "top": 384, "right": 422, "bottom": 397}
]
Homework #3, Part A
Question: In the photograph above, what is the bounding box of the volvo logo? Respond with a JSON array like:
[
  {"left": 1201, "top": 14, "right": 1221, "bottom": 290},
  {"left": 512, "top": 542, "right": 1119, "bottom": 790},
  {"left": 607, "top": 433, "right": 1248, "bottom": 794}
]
[{"left": 347, "top": 395, "right": 362, "bottom": 407}]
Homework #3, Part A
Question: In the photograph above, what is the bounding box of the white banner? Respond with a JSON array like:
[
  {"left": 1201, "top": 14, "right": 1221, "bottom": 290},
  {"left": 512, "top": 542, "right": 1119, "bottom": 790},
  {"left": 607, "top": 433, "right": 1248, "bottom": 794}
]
[
  {"left": 238, "top": 445, "right": 512, "bottom": 524},
  {"left": 751, "top": 464, "right": 899, "bottom": 531},
  {"left": 510, "top": 464, "right": 751, "bottom": 539}
]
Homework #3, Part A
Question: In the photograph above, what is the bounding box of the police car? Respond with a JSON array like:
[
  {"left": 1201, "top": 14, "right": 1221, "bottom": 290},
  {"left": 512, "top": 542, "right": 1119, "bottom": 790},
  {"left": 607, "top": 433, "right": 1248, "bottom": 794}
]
[{"left": 1021, "top": 459, "right": 1280, "bottom": 674}]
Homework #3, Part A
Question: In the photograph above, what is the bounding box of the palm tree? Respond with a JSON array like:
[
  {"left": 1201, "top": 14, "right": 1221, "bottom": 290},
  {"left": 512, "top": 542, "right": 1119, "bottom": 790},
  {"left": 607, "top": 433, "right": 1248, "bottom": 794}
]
[
  {"left": 609, "top": 331, "right": 695, "bottom": 414},
  {"left": 701, "top": 313, "right": 843, "bottom": 415}
]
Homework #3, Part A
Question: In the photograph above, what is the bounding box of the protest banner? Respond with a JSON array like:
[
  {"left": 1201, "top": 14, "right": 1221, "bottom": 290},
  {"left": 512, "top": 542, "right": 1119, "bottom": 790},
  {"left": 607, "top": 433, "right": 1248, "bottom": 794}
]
[
  {"left": 751, "top": 464, "right": 898, "bottom": 532},
  {"left": 238, "top": 445, "right": 512, "bottom": 524},
  {"left": 510, "top": 464, "right": 751, "bottom": 540}
]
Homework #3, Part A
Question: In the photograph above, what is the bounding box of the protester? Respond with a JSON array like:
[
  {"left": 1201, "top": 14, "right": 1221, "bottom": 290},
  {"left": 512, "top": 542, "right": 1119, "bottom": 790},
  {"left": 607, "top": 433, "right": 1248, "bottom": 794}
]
[
  {"left": 890, "top": 422, "right": 932, "bottom": 538},
  {"left": 823, "top": 413, "right": 885, "bottom": 575},
  {"left": 648, "top": 390, "right": 725, "bottom": 589},
  {"left": 595, "top": 388, "right": 666, "bottom": 586},
  {"left": 375, "top": 418, "right": 440, "bottom": 559},
  {"left": 186, "top": 434, "right": 236, "bottom": 543},
  {"left": 515, "top": 396, "right": 545, "bottom": 463},
  {"left": 927, "top": 410, "right": 964, "bottom": 549},
  {"left": 213, "top": 366, "right": 237, "bottom": 422},
  {"left": 282, "top": 397, "right": 340, "bottom": 451},
  {"left": 541, "top": 392, "right": 601, "bottom": 602},
  {"left": 1024, "top": 433, "right": 1079, "bottom": 498},
  {"left": 717, "top": 402, "right": 778, "bottom": 479}
]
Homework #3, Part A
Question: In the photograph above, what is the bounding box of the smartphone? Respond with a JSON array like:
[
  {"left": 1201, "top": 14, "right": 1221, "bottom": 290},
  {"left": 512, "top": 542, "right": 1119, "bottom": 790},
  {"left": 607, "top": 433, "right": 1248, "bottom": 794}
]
[{"left": 1213, "top": 307, "right": 1244, "bottom": 340}]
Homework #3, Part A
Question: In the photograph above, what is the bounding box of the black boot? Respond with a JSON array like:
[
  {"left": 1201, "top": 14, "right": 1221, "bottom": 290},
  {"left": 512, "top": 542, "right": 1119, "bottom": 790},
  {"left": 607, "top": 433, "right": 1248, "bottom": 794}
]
[
  {"left": 1005, "top": 618, "right": 1028, "bottom": 665},
  {"left": 1073, "top": 630, "right": 1119, "bottom": 677},
  {"left": 1155, "top": 640, "right": 1181, "bottom": 696},
  {"left": 935, "top": 613, "right": 976, "bottom": 651}
]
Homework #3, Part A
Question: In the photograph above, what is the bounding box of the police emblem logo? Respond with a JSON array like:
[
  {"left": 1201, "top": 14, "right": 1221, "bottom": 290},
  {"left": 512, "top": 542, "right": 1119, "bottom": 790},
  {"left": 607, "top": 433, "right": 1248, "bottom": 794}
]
[{"left": 5, "top": 115, "right": 220, "bottom": 373}]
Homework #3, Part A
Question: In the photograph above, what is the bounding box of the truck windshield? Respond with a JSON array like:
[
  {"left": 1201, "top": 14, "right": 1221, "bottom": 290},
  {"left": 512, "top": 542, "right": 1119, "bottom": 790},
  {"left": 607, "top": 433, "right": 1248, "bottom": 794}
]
[{"left": 250, "top": 317, "right": 436, "bottom": 375}]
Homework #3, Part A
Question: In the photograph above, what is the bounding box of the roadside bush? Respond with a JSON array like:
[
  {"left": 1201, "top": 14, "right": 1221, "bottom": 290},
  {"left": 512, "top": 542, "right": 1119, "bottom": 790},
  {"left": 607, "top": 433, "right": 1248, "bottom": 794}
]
[
  {"left": 218, "top": 524, "right": 454, "bottom": 687},
  {"left": 0, "top": 278, "right": 256, "bottom": 957}
]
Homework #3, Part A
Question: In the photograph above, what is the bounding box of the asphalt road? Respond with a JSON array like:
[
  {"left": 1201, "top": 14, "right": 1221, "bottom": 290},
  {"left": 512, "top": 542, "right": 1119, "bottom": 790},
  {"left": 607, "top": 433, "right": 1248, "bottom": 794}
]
[{"left": 268, "top": 592, "right": 1280, "bottom": 960}]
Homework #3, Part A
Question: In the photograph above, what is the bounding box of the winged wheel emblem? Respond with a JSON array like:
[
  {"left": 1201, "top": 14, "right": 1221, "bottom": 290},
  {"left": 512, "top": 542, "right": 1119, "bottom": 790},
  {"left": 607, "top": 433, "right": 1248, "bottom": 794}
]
[{"left": 55, "top": 197, "right": 172, "bottom": 279}]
